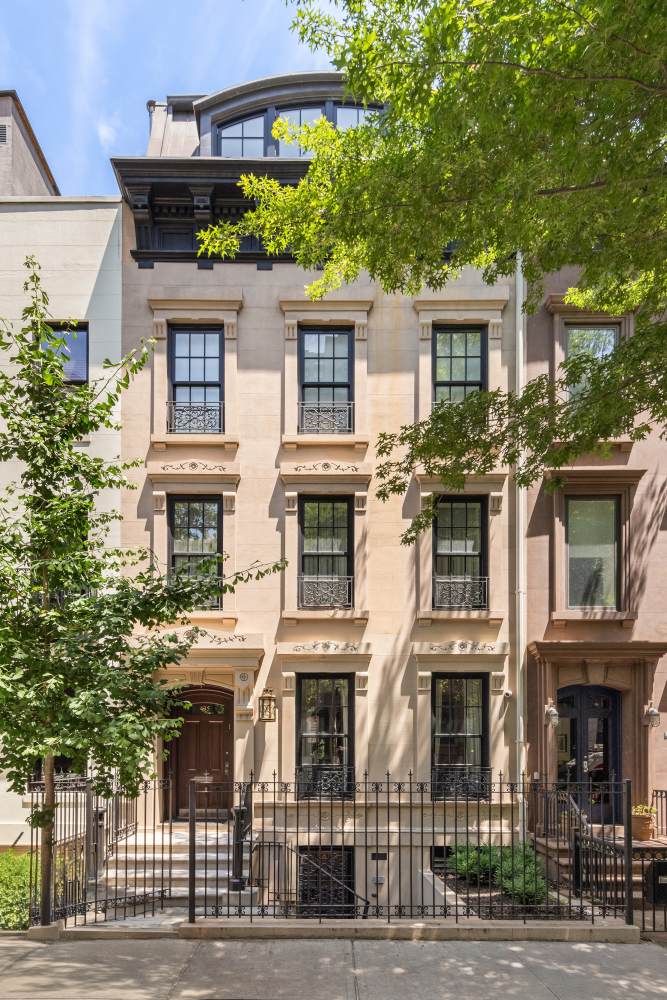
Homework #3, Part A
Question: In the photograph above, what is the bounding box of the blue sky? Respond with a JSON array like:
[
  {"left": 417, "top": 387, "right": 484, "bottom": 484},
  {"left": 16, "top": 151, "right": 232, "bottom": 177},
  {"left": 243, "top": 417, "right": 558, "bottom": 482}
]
[{"left": 0, "top": 0, "right": 332, "bottom": 195}]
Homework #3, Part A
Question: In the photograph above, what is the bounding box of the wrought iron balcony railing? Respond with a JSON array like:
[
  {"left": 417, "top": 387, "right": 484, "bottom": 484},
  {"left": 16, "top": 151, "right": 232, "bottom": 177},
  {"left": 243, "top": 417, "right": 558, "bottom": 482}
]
[
  {"left": 298, "top": 401, "right": 353, "bottom": 434},
  {"left": 298, "top": 575, "right": 353, "bottom": 609},
  {"left": 431, "top": 765, "right": 493, "bottom": 800},
  {"left": 167, "top": 401, "right": 224, "bottom": 433},
  {"left": 295, "top": 765, "right": 356, "bottom": 799},
  {"left": 433, "top": 575, "right": 488, "bottom": 610}
]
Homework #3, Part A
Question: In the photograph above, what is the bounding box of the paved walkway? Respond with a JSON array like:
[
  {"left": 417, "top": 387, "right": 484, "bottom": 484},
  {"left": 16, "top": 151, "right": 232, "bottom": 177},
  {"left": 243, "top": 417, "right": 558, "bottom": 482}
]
[{"left": 0, "top": 936, "right": 666, "bottom": 999}]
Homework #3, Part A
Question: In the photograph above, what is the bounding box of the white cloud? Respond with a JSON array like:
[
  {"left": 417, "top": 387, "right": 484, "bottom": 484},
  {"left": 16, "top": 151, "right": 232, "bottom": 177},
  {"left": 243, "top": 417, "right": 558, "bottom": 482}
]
[{"left": 97, "top": 113, "right": 122, "bottom": 152}]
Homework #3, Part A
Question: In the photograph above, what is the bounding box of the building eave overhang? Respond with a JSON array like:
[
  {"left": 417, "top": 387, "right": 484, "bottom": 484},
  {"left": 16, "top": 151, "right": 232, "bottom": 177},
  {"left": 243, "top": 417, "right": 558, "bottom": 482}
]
[
  {"left": 110, "top": 156, "right": 310, "bottom": 202},
  {"left": 528, "top": 641, "right": 667, "bottom": 663}
]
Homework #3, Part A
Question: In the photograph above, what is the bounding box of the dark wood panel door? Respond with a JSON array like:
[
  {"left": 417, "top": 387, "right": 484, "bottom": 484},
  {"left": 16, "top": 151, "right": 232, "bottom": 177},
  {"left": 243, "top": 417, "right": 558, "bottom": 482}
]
[{"left": 175, "top": 693, "right": 233, "bottom": 815}]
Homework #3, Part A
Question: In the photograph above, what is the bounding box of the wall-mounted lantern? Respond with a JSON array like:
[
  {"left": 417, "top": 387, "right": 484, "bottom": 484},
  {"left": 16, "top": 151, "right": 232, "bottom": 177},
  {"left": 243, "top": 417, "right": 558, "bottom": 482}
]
[
  {"left": 258, "top": 688, "right": 277, "bottom": 722},
  {"left": 645, "top": 701, "right": 661, "bottom": 728},
  {"left": 545, "top": 700, "right": 559, "bottom": 728}
]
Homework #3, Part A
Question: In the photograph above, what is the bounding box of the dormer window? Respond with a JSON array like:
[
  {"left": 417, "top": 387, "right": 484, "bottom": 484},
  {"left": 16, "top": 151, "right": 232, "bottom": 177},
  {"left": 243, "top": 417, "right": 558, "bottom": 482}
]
[
  {"left": 219, "top": 115, "right": 265, "bottom": 158},
  {"left": 336, "top": 107, "right": 368, "bottom": 130}
]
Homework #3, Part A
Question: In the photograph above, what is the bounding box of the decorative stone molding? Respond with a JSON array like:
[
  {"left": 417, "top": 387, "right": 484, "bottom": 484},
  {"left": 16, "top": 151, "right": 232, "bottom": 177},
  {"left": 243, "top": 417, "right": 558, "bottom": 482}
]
[
  {"left": 418, "top": 672, "right": 431, "bottom": 691},
  {"left": 153, "top": 491, "right": 166, "bottom": 512},
  {"left": 147, "top": 288, "right": 243, "bottom": 327},
  {"left": 413, "top": 640, "right": 510, "bottom": 664},
  {"left": 490, "top": 493, "right": 503, "bottom": 513},
  {"left": 134, "top": 627, "right": 264, "bottom": 665},
  {"left": 277, "top": 641, "right": 373, "bottom": 664},
  {"left": 127, "top": 184, "right": 151, "bottom": 221},
  {"left": 488, "top": 320, "right": 503, "bottom": 339},
  {"left": 188, "top": 184, "right": 214, "bottom": 223},
  {"left": 147, "top": 461, "right": 240, "bottom": 486},
  {"left": 279, "top": 296, "right": 373, "bottom": 329},
  {"left": 223, "top": 492, "right": 236, "bottom": 512},
  {"left": 280, "top": 461, "right": 372, "bottom": 487},
  {"left": 355, "top": 320, "right": 368, "bottom": 341},
  {"left": 282, "top": 672, "right": 296, "bottom": 692},
  {"left": 285, "top": 320, "right": 298, "bottom": 340},
  {"left": 291, "top": 640, "right": 360, "bottom": 653},
  {"left": 419, "top": 321, "right": 432, "bottom": 340},
  {"left": 224, "top": 322, "right": 237, "bottom": 340},
  {"left": 356, "top": 673, "right": 368, "bottom": 691},
  {"left": 355, "top": 492, "right": 367, "bottom": 512},
  {"left": 413, "top": 286, "right": 510, "bottom": 327},
  {"left": 153, "top": 318, "right": 167, "bottom": 340},
  {"left": 285, "top": 492, "right": 298, "bottom": 513}
]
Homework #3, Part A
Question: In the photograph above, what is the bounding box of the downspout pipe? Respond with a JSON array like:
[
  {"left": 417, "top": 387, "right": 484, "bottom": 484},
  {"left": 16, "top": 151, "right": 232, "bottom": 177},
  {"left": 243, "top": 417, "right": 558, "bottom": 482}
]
[{"left": 515, "top": 254, "right": 527, "bottom": 786}]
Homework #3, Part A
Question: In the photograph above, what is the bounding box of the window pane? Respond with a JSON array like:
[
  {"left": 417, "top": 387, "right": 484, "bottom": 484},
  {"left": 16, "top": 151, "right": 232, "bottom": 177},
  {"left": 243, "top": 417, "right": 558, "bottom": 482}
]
[
  {"left": 220, "top": 138, "right": 243, "bottom": 157},
  {"left": 190, "top": 386, "right": 205, "bottom": 402},
  {"left": 220, "top": 122, "right": 243, "bottom": 138},
  {"left": 436, "top": 359, "right": 450, "bottom": 381},
  {"left": 205, "top": 333, "right": 219, "bottom": 357},
  {"left": 451, "top": 357, "right": 466, "bottom": 380},
  {"left": 320, "top": 334, "right": 335, "bottom": 357},
  {"left": 303, "top": 334, "right": 319, "bottom": 357},
  {"left": 189, "top": 358, "right": 204, "bottom": 381},
  {"left": 319, "top": 359, "right": 333, "bottom": 382},
  {"left": 336, "top": 107, "right": 358, "bottom": 131},
  {"left": 436, "top": 332, "right": 451, "bottom": 357},
  {"left": 174, "top": 358, "right": 189, "bottom": 382},
  {"left": 242, "top": 116, "right": 264, "bottom": 138},
  {"left": 204, "top": 358, "right": 218, "bottom": 382},
  {"left": 568, "top": 498, "right": 617, "bottom": 607},
  {"left": 467, "top": 331, "right": 481, "bottom": 356},
  {"left": 175, "top": 333, "right": 190, "bottom": 356},
  {"left": 303, "top": 503, "right": 319, "bottom": 527},
  {"left": 333, "top": 334, "right": 348, "bottom": 357},
  {"left": 451, "top": 332, "right": 466, "bottom": 356},
  {"left": 450, "top": 386, "right": 465, "bottom": 402},
  {"left": 466, "top": 357, "right": 481, "bottom": 381},
  {"left": 303, "top": 359, "right": 318, "bottom": 382},
  {"left": 567, "top": 327, "right": 617, "bottom": 360},
  {"left": 60, "top": 330, "right": 87, "bottom": 383},
  {"left": 242, "top": 138, "right": 264, "bottom": 158},
  {"left": 190, "top": 333, "right": 205, "bottom": 356},
  {"left": 301, "top": 108, "right": 322, "bottom": 126},
  {"left": 333, "top": 359, "right": 348, "bottom": 382}
]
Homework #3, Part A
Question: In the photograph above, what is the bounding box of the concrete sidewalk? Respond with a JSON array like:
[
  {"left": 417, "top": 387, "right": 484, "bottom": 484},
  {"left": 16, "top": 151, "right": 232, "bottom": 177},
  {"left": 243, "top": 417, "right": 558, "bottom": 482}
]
[{"left": 0, "top": 937, "right": 666, "bottom": 999}]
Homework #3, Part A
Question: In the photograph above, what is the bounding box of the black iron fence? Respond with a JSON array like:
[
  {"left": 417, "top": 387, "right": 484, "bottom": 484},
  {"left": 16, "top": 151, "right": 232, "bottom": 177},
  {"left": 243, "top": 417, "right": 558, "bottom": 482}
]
[
  {"left": 28, "top": 776, "right": 172, "bottom": 926},
  {"left": 184, "top": 773, "right": 667, "bottom": 925}
]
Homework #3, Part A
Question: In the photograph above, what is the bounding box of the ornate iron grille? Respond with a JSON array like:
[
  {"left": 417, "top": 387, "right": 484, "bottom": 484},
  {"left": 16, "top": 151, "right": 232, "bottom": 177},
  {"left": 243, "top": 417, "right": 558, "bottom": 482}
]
[
  {"left": 167, "top": 401, "right": 224, "bottom": 433},
  {"left": 431, "top": 765, "right": 493, "bottom": 800},
  {"left": 298, "top": 575, "right": 353, "bottom": 608},
  {"left": 298, "top": 402, "right": 353, "bottom": 434},
  {"left": 296, "top": 766, "right": 356, "bottom": 799},
  {"left": 433, "top": 576, "right": 488, "bottom": 609}
]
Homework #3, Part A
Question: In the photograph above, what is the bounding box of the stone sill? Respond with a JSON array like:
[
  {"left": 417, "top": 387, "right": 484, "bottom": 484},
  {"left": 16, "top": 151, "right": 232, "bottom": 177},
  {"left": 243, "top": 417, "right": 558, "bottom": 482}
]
[
  {"left": 151, "top": 433, "right": 239, "bottom": 451},
  {"left": 283, "top": 609, "right": 368, "bottom": 626},
  {"left": 551, "top": 611, "right": 638, "bottom": 628},
  {"left": 183, "top": 611, "right": 238, "bottom": 626},
  {"left": 282, "top": 434, "right": 369, "bottom": 451},
  {"left": 418, "top": 610, "right": 506, "bottom": 626}
]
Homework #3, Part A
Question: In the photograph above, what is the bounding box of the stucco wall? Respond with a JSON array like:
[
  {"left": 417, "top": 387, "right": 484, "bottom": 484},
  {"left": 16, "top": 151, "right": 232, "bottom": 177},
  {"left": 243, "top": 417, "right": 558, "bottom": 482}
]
[{"left": 0, "top": 96, "right": 57, "bottom": 197}]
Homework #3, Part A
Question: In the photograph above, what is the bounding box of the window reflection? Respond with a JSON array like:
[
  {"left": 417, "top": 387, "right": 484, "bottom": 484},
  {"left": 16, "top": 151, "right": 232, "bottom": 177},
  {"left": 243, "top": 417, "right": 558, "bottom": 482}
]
[{"left": 566, "top": 497, "right": 618, "bottom": 608}]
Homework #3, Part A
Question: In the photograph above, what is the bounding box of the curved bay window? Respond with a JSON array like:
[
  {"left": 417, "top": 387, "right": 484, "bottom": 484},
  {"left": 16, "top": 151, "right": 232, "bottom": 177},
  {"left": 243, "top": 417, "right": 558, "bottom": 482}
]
[
  {"left": 297, "top": 675, "right": 354, "bottom": 797},
  {"left": 168, "top": 327, "right": 223, "bottom": 433},
  {"left": 433, "top": 497, "right": 487, "bottom": 609},
  {"left": 432, "top": 674, "right": 490, "bottom": 798},
  {"left": 170, "top": 498, "right": 222, "bottom": 608},
  {"left": 299, "top": 497, "right": 353, "bottom": 608},
  {"left": 299, "top": 328, "right": 353, "bottom": 433}
]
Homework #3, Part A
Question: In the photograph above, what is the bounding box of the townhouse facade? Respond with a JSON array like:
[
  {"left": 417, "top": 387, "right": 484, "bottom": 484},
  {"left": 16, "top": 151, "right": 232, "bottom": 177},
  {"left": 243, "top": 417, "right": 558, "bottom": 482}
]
[
  {"left": 0, "top": 91, "right": 122, "bottom": 846},
  {"left": 111, "top": 70, "right": 667, "bottom": 821}
]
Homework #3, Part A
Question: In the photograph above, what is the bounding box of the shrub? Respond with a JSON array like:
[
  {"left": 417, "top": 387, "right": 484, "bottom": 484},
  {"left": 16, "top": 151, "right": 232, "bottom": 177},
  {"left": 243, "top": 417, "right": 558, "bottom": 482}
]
[
  {"left": 0, "top": 850, "right": 33, "bottom": 930},
  {"left": 446, "top": 842, "right": 547, "bottom": 905}
]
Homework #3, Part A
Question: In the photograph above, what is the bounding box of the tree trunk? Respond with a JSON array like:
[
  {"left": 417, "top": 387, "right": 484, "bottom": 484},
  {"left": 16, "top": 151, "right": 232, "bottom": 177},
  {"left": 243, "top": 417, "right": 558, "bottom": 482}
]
[{"left": 40, "top": 751, "right": 55, "bottom": 927}]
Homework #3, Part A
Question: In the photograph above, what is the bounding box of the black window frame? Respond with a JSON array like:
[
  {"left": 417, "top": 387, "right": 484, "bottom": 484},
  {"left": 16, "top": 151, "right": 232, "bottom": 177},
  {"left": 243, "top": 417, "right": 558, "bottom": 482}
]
[
  {"left": 432, "top": 324, "right": 487, "bottom": 403},
  {"left": 565, "top": 494, "right": 621, "bottom": 610},
  {"left": 299, "top": 494, "right": 354, "bottom": 579},
  {"left": 296, "top": 672, "right": 355, "bottom": 778},
  {"left": 168, "top": 325, "right": 224, "bottom": 404},
  {"left": 168, "top": 495, "right": 224, "bottom": 601},
  {"left": 299, "top": 325, "right": 354, "bottom": 405},
  {"left": 46, "top": 322, "right": 89, "bottom": 386},
  {"left": 432, "top": 495, "right": 488, "bottom": 610},
  {"left": 431, "top": 671, "right": 490, "bottom": 780}
]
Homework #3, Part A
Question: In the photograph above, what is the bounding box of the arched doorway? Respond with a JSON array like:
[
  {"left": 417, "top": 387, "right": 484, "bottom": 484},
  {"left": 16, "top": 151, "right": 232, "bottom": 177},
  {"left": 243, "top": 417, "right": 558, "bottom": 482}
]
[
  {"left": 556, "top": 684, "right": 621, "bottom": 822},
  {"left": 169, "top": 686, "right": 234, "bottom": 818}
]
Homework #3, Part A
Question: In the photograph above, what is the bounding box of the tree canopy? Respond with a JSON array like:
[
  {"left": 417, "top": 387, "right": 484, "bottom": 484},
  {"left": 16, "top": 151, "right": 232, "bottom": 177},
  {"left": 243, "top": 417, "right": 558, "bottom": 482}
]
[{"left": 200, "top": 0, "right": 667, "bottom": 540}]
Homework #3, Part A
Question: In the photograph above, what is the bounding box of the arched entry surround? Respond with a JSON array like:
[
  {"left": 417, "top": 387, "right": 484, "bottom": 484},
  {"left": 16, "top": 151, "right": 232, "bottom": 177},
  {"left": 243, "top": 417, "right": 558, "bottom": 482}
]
[
  {"left": 165, "top": 684, "right": 234, "bottom": 818},
  {"left": 527, "top": 641, "right": 667, "bottom": 805}
]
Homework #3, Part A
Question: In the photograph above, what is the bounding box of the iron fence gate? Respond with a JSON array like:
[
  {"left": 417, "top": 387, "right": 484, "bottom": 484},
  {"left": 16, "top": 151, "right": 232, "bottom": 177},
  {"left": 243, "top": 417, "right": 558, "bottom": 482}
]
[{"left": 28, "top": 776, "right": 172, "bottom": 926}]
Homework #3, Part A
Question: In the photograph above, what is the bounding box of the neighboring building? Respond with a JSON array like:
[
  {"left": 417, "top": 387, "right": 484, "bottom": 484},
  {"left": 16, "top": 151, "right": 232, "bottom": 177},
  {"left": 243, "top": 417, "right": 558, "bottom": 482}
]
[
  {"left": 524, "top": 272, "right": 667, "bottom": 814},
  {"left": 0, "top": 92, "right": 122, "bottom": 846},
  {"left": 112, "top": 72, "right": 520, "bottom": 818}
]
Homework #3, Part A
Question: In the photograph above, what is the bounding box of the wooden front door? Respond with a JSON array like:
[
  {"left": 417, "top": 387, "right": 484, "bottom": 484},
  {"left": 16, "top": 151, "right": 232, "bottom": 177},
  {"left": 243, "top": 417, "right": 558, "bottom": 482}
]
[{"left": 174, "top": 691, "right": 234, "bottom": 816}]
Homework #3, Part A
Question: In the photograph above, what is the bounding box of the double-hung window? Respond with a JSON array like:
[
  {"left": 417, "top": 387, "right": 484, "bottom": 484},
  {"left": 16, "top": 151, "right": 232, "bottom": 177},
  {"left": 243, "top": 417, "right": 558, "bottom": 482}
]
[
  {"left": 170, "top": 498, "right": 222, "bottom": 607},
  {"left": 433, "top": 497, "right": 487, "bottom": 609},
  {"left": 169, "top": 327, "right": 223, "bottom": 432},
  {"left": 299, "top": 497, "right": 353, "bottom": 608},
  {"left": 297, "top": 675, "right": 354, "bottom": 796},
  {"left": 566, "top": 497, "right": 619, "bottom": 609},
  {"left": 433, "top": 326, "right": 485, "bottom": 403},
  {"left": 299, "top": 328, "right": 353, "bottom": 433},
  {"left": 432, "top": 673, "right": 489, "bottom": 797}
]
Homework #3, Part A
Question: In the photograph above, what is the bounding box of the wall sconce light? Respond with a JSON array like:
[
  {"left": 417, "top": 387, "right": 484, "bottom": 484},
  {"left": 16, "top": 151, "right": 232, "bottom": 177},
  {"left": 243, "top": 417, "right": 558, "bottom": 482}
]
[
  {"left": 645, "top": 701, "right": 661, "bottom": 728},
  {"left": 545, "top": 700, "right": 559, "bottom": 728},
  {"left": 258, "top": 688, "right": 277, "bottom": 722}
]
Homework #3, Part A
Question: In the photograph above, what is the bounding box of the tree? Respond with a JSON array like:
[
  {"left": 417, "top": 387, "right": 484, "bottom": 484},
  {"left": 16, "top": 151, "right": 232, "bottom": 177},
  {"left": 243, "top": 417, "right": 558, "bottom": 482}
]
[
  {"left": 199, "top": 0, "right": 667, "bottom": 540},
  {"left": 0, "top": 258, "right": 285, "bottom": 925}
]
